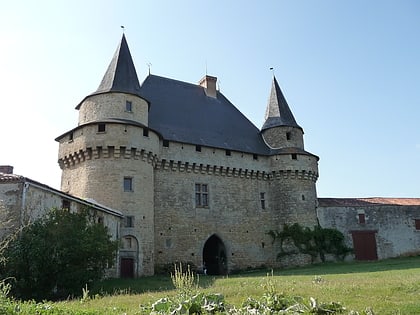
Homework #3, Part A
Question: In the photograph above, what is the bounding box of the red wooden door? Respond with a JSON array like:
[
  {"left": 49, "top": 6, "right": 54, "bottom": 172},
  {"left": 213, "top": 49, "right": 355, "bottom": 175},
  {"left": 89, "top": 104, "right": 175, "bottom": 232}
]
[
  {"left": 351, "top": 231, "right": 378, "bottom": 260},
  {"left": 120, "top": 258, "right": 134, "bottom": 278}
]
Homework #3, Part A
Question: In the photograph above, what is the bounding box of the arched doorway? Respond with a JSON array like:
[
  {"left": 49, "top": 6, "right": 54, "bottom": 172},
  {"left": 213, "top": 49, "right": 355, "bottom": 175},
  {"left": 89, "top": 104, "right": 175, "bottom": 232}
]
[{"left": 203, "top": 234, "right": 227, "bottom": 275}]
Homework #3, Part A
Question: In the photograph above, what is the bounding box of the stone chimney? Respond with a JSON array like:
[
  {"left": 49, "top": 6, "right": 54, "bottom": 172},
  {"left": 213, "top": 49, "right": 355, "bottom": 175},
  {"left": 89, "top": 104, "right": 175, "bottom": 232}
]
[
  {"left": 0, "top": 165, "right": 13, "bottom": 174},
  {"left": 199, "top": 75, "right": 217, "bottom": 98}
]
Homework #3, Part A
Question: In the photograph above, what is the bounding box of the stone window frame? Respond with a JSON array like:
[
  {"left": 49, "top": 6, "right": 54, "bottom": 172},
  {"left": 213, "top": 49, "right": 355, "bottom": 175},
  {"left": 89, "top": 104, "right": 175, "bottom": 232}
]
[
  {"left": 260, "top": 192, "right": 266, "bottom": 210},
  {"left": 125, "top": 215, "right": 134, "bottom": 228},
  {"left": 414, "top": 219, "right": 420, "bottom": 231},
  {"left": 125, "top": 100, "right": 133, "bottom": 112},
  {"left": 195, "top": 183, "right": 209, "bottom": 208},
  {"left": 123, "top": 177, "right": 133, "bottom": 192},
  {"left": 97, "top": 123, "right": 106, "bottom": 133}
]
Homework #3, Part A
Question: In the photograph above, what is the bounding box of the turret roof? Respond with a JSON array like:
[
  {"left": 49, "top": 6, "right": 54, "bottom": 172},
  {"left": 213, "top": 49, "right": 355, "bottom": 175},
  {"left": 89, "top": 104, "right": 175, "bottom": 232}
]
[
  {"left": 76, "top": 34, "right": 142, "bottom": 109},
  {"left": 261, "top": 76, "right": 302, "bottom": 131}
]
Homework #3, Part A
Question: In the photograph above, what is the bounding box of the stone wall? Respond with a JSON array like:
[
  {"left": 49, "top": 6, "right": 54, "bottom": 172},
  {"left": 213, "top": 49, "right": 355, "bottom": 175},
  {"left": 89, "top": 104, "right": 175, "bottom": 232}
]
[{"left": 317, "top": 203, "right": 420, "bottom": 259}]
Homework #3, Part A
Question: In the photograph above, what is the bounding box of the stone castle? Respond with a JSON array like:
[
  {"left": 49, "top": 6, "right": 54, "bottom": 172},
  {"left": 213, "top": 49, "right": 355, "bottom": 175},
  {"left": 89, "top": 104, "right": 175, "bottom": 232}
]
[{"left": 55, "top": 34, "right": 319, "bottom": 277}]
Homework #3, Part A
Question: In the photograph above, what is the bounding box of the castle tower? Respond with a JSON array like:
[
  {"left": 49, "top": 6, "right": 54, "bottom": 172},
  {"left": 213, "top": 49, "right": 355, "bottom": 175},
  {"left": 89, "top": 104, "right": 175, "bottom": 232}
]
[
  {"left": 55, "top": 34, "right": 159, "bottom": 276},
  {"left": 262, "top": 76, "right": 319, "bottom": 230}
]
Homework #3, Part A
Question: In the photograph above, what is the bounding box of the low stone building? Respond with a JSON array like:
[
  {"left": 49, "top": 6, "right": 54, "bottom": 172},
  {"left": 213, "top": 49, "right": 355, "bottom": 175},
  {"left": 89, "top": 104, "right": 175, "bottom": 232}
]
[
  {"left": 0, "top": 165, "right": 123, "bottom": 277},
  {"left": 317, "top": 198, "right": 420, "bottom": 260}
]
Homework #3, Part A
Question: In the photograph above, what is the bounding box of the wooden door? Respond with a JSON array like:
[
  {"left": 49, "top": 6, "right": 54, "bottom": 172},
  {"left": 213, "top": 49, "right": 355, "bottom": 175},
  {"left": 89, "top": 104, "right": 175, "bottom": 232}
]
[
  {"left": 351, "top": 231, "right": 378, "bottom": 260},
  {"left": 120, "top": 258, "right": 134, "bottom": 278}
]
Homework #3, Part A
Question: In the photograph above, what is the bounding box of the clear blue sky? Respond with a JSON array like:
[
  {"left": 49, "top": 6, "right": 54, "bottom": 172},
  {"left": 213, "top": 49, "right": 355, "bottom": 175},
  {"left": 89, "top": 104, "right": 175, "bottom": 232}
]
[{"left": 1, "top": 1, "right": 419, "bottom": 198}]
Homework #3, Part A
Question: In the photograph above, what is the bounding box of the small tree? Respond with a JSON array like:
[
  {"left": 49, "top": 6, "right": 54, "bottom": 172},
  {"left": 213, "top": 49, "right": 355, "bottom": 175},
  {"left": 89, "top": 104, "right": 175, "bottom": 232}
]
[{"left": 0, "top": 208, "right": 118, "bottom": 301}]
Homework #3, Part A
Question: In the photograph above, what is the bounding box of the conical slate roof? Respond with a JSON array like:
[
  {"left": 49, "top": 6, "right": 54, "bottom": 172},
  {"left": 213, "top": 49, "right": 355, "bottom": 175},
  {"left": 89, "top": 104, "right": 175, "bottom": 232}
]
[
  {"left": 95, "top": 34, "right": 141, "bottom": 96},
  {"left": 261, "top": 76, "right": 302, "bottom": 131},
  {"left": 76, "top": 34, "right": 141, "bottom": 109}
]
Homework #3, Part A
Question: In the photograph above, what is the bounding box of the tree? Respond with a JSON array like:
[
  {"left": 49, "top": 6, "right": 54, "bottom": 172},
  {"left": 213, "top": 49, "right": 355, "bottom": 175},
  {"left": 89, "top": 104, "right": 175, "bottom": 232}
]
[{"left": 0, "top": 208, "right": 118, "bottom": 301}]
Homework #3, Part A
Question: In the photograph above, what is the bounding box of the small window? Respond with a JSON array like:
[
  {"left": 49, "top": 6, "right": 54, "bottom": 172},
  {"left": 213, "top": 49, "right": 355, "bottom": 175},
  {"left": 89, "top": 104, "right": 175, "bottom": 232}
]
[
  {"left": 358, "top": 213, "right": 366, "bottom": 224},
  {"left": 225, "top": 150, "right": 231, "bottom": 156},
  {"left": 125, "top": 100, "right": 132, "bottom": 112},
  {"left": 98, "top": 123, "right": 106, "bottom": 133},
  {"left": 260, "top": 192, "right": 266, "bottom": 210},
  {"left": 253, "top": 154, "right": 258, "bottom": 160},
  {"left": 125, "top": 216, "right": 134, "bottom": 228},
  {"left": 291, "top": 153, "right": 297, "bottom": 160},
  {"left": 302, "top": 194, "right": 305, "bottom": 201},
  {"left": 62, "top": 199, "right": 70, "bottom": 211},
  {"left": 196, "top": 145, "right": 202, "bottom": 152},
  {"left": 124, "top": 177, "right": 133, "bottom": 192},
  {"left": 163, "top": 140, "right": 169, "bottom": 147},
  {"left": 143, "top": 128, "right": 149, "bottom": 137},
  {"left": 195, "top": 183, "right": 209, "bottom": 207},
  {"left": 415, "top": 219, "right": 420, "bottom": 230},
  {"left": 286, "top": 132, "right": 291, "bottom": 140},
  {"left": 69, "top": 132, "right": 73, "bottom": 142}
]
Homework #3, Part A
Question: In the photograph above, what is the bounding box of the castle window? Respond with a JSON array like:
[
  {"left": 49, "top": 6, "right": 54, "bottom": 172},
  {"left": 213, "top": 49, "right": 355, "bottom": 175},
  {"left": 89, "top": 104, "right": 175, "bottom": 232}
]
[
  {"left": 253, "top": 154, "right": 258, "bottom": 160},
  {"left": 125, "top": 100, "right": 132, "bottom": 112},
  {"left": 196, "top": 145, "right": 202, "bottom": 152},
  {"left": 291, "top": 153, "right": 297, "bottom": 160},
  {"left": 98, "top": 123, "right": 106, "bottom": 133},
  {"left": 123, "top": 177, "right": 133, "bottom": 192},
  {"left": 195, "top": 183, "right": 209, "bottom": 207},
  {"left": 143, "top": 128, "right": 149, "bottom": 137},
  {"left": 97, "top": 216, "right": 103, "bottom": 225},
  {"left": 225, "top": 150, "right": 231, "bottom": 156},
  {"left": 286, "top": 132, "right": 291, "bottom": 140},
  {"left": 163, "top": 140, "right": 169, "bottom": 147},
  {"left": 414, "top": 219, "right": 420, "bottom": 230},
  {"left": 69, "top": 132, "right": 73, "bottom": 142},
  {"left": 260, "top": 192, "right": 266, "bottom": 210},
  {"left": 125, "top": 215, "right": 134, "bottom": 228}
]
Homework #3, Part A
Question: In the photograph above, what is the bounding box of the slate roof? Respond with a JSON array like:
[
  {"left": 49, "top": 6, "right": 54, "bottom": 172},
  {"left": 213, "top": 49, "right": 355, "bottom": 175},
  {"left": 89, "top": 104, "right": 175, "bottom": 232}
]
[
  {"left": 140, "top": 75, "right": 273, "bottom": 155},
  {"left": 73, "top": 35, "right": 316, "bottom": 157},
  {"left": 318, "top": 197, "right": 420, "bottom": 207},
  {"left": 262, "top": 76, "right": 302, "bottom": 131},
  {"left": 76, "top": 34, "right": 143, "bottom": 109}
]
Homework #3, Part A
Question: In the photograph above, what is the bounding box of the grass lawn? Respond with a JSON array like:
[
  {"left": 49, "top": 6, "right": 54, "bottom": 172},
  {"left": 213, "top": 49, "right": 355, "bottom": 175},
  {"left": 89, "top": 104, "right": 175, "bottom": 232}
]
[{"left": 56, "top": 256, "right": 420, "bottom": 314}]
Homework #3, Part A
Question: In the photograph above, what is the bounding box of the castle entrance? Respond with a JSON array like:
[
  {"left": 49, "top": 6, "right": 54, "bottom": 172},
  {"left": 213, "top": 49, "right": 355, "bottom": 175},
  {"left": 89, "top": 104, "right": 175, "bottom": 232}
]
[{"left": 203, "top": 234, "right": 227, "bottom": 275}]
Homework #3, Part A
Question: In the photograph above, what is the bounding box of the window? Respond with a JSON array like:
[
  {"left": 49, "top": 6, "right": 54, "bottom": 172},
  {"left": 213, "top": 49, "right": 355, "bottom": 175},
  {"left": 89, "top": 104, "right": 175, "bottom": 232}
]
[
  {"left": 260, "top": 192, "right": 266, "bottom": 210},
  {"left": 225, "top": 150, "right": 231, "bottom": 156},
  {"left": 195, "top": 183, "right": 209, "bottom": 207},
  {"left": 62, "top": 199, "right": 70, "bottom": 210},
  {"left": 125, "top": 100, "right": 132, "bottom": 112},
  {"left": 291, "top": 153, "right": 297, "bottom": 160},
  {"left": 124, "top": 177, "right": 133, "bottom": 192},
  {"left": 143, "top": 128, "right": 149, "bottom": 137},
  {"left": 125, "top": 215, "right": 134, "bottom": 228},
  {"left": 358, "top": 213, "right": 366, "bottom": 224},
  {"left": 286, "top": 132, "right": 291, "bottom": 140},
  {"left": 253, "top": 154, "right": 258, "bottom": 160},
  {"left": 163, "top": 140, "right": 169, "bottom": 147},
  {"left": 415, "top": 219, "right": 420, "bottom": 230},
  {"left": 69, "top": 132, "right": 73, "bottom": 141},
  {"left": 98, "top": 123, "right": 106, "bottom": 132},
  {"left": 196, "top": 145, "right": 202, "bottom": 152}
]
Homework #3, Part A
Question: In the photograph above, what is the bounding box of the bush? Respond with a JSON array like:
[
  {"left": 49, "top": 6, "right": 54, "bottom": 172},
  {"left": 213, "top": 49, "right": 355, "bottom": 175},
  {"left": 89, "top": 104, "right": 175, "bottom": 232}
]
[{"left": 0, "top": 208, "right": 118, "bottom": 301}]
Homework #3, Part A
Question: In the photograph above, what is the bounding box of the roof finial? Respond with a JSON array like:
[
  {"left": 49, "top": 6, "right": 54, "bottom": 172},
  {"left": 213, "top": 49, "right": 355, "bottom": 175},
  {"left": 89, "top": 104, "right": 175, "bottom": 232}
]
[
  {"left": 147, "top": 62, "right": 152, "bottom": 75},
  {"left": 270, "top": 67, "right": 275, "bottom": 77},
  {"left": 121, "top": 25, "right": 125, "bottom": 33}
]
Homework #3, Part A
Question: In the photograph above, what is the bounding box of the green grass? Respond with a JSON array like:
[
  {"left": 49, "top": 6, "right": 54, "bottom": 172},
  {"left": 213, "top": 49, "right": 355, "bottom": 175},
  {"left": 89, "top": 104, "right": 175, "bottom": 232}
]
[{"left": 54, "top": 256, "right": 420, "bottom": 314}]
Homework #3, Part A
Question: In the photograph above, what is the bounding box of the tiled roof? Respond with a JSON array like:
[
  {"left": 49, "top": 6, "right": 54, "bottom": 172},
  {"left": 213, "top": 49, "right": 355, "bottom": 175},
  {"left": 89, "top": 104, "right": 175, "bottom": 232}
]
[
  {"left": 0, "top": 172, "right": 24, "bottom": 182},
  {"left": 318, "top": 197, "right": 420, "bottom": 207}
]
